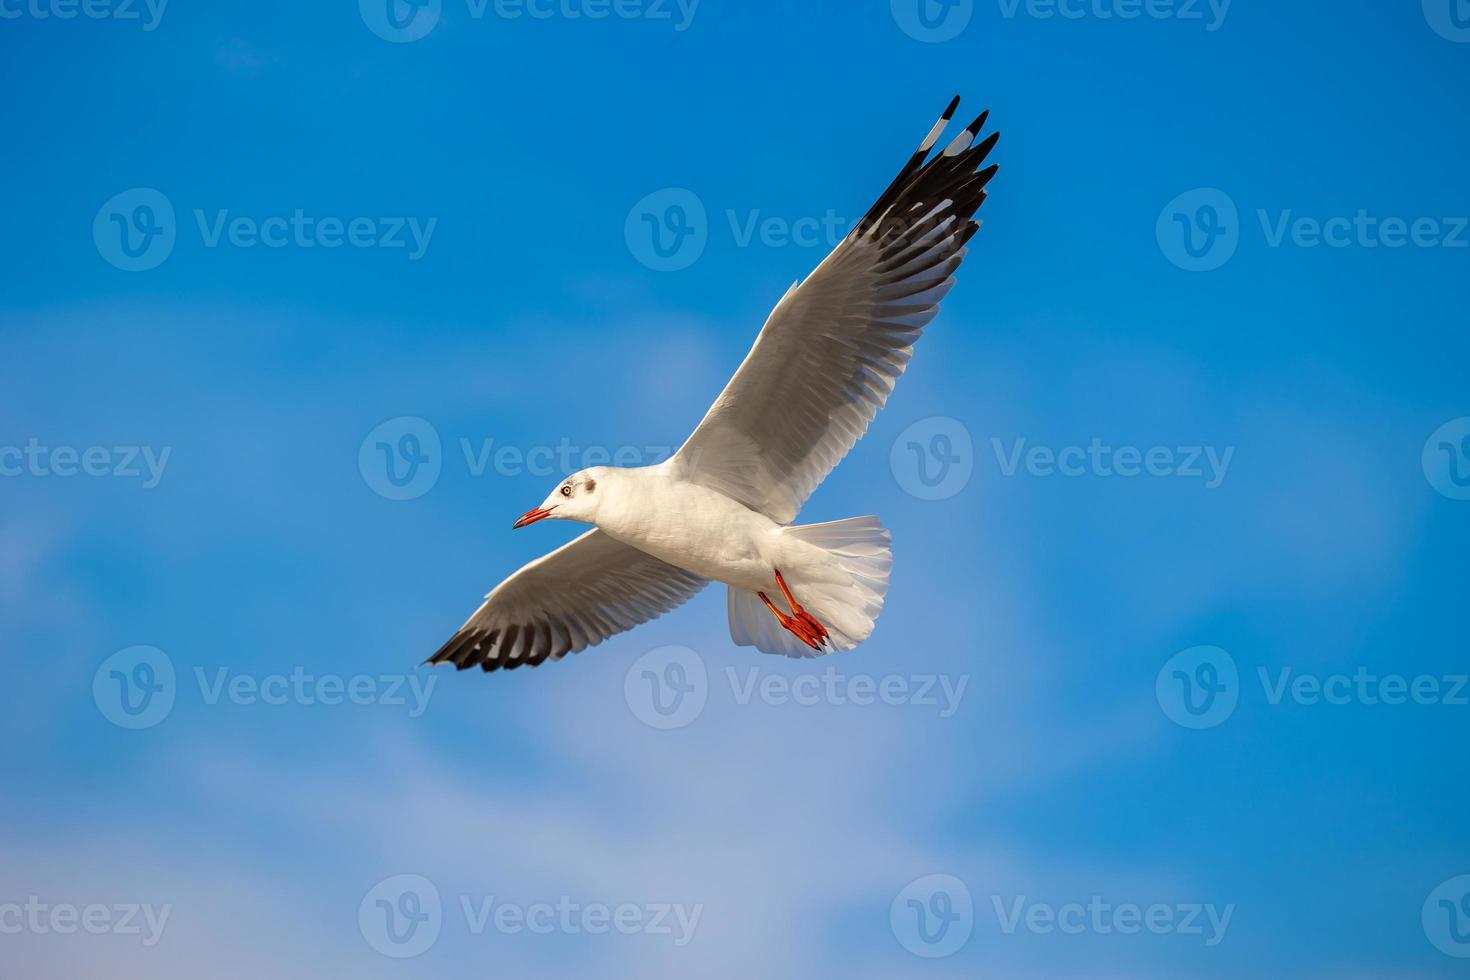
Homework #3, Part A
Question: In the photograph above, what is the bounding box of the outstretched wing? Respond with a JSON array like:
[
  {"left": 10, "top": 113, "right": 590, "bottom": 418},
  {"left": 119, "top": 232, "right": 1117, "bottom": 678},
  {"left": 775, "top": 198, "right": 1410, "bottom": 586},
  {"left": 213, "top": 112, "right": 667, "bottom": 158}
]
[
  {"left": 671, "top": 96, "right": 998, "bottom": 524},
  {"left": 426, "top": 530, "right": 708, "bottom": 672}
]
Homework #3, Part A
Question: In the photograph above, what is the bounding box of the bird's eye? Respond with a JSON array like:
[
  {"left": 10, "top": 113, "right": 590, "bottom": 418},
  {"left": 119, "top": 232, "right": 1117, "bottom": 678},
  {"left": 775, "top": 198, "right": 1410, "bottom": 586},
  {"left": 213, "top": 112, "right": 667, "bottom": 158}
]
[{"left": 560, "top": 485, "right": 572, "bottom": 497}]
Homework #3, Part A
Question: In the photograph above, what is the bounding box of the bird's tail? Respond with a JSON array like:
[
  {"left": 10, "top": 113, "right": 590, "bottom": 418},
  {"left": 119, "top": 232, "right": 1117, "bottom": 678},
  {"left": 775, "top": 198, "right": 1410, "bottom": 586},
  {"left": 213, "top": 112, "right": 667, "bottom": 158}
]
[{"left": 728, "top": 516, "right": 892, "bottom": 657}]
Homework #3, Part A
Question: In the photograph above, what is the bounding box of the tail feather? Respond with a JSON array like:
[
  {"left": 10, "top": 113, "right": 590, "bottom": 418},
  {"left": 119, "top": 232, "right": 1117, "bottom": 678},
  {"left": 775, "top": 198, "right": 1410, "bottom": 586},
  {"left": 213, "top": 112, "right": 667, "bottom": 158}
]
[{"left": 728, "top": 516, "right": 893, "bottom": 658}]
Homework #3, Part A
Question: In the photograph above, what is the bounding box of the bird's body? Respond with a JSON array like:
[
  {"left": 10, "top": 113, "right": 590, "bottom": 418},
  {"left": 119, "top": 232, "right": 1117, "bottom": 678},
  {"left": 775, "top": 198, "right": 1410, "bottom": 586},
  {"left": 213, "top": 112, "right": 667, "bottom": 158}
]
[
  {"left": 426, "top": 95, "right": 999, "bottom": 672},
  {"left": 589, "top": 464, "right": 791, "bottom": 593}
]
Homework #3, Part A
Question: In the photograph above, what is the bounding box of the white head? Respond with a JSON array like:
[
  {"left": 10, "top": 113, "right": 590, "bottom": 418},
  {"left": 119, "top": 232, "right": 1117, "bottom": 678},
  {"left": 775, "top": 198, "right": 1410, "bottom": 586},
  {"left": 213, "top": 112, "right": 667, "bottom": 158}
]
[{"left": 512, "top": 467, "right": 610, "bottom": 529}]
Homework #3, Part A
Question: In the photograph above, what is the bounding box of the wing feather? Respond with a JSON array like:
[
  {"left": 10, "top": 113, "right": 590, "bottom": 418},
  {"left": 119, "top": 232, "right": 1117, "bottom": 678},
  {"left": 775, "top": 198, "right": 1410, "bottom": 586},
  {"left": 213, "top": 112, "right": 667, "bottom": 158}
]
[
  {"left": 426, "top": 529, "right": 708, "bottom": 672},
  {"left": 671, "top": 96, "right": 999, "bottom": 523}
]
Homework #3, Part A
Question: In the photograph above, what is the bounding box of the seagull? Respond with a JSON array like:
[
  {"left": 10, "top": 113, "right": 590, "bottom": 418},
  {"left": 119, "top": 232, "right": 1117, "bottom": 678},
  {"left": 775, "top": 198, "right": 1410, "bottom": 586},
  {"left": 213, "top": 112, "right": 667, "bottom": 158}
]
[{"left": 428, "top": 96, "right": 998, "bottom": 672}]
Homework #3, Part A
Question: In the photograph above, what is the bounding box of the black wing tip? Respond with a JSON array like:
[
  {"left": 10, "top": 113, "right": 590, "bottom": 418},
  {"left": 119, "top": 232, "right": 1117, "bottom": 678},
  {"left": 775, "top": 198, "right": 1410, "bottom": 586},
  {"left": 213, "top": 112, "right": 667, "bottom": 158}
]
[
  {"left": 925, "top": 95, "right": 964, "bottom": 148},
  {"left": 939, "top": 96, "right": 993, "bottom": 140},
  {"left": 425, "top": 623, "right": 576, "bottom": 674},
  {"left": 424, "top": 626, "right": 491, "bottom": 671},
  {"left": 859, "top": 97, "right": 1000, "bottom": 234}
]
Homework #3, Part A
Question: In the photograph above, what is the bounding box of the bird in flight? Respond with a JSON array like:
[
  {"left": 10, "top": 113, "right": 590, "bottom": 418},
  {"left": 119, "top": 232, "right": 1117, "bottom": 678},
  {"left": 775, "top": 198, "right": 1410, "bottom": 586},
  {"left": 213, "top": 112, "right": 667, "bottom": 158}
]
[{"left": 428, "top": 96, "right": 998, "bottom": 672}]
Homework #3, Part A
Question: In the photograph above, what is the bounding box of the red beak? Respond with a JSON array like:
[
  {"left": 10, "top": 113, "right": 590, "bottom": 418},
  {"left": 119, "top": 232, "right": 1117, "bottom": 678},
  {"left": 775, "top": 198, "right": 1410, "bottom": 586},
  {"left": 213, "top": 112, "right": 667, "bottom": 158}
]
[{"left": 512, "top": 506, "right": 555, "bottom": 529}]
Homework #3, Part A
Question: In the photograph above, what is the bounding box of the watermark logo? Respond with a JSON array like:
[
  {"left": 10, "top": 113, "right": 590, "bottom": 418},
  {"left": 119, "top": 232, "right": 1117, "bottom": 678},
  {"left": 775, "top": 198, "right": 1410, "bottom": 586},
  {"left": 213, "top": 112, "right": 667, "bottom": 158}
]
[
  {"left": 359, "top": 416, "right": 442, "bottom": 501},
  {"left": 93, "top": 646, "right": 176, "bottom": 730},
  {"left": 94, "top": 188, "right": 176, "bottom": 272},
  {"left": 624, "top": 645, "right": 707, "bottom": 729},
  {"left": 625, "top": 188, "right": 707, "bottom": 272},
  {"left": 891, "top": 874, "right": 974, "bottom": 958},
  {"left": 1424, "top": 0, "right": 1470, "bottom": 43},
  {"left": 1423, "top": 875, "right": 1470, "bottom": 958},
  {"left": 360, "top": 874, "right": 442, "bottom": 958},
  {"left": 1422, "top": 417, "right": 1470, "bottom": 501},
  {"left": 1157, "top": 188, "right": 1239, "bottom": 272},
  {"left": 891, "top": 0, "right": 973, "bottom": 42},
  {"left": 891, "top": 416, "right": 974, "bottom": 500},
  {"left": 359, "top": 0, "right": 442, "bottom": 41},
  {"left": 1156, "top": 645, "right": 1238, "bottom": 729}
]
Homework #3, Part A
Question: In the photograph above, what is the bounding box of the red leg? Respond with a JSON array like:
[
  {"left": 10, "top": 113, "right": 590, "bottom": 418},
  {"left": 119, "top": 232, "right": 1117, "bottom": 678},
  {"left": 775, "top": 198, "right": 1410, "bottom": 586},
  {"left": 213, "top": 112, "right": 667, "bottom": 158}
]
[
  {"left": 774, "top": 569, "right": 829, "bottom": 644},
  {"left": 757, "top": 569, "right": 828, "bottom": 651},
  {"left": 757, "top": 591, "right": 822, "bottom": 650}
]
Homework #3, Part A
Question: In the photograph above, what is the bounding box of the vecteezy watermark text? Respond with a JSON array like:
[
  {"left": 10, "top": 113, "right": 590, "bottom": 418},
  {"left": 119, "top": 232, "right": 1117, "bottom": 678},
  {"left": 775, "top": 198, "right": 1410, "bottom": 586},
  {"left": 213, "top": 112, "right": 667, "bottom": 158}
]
[
  {"left": 94, "top": 188, "right": 437, "bottom": 272},
  {"left": 1257, "top": 210, "right": 1470, "bottom": 250},
  {"left": 1157, "top": 645, "right": 1470, "bottom": 729},
  {"left": 1258, "top": 666, "right": 1469, "bottom": 708},
  {"left": 991, "top": 894, "right": 1234, "bottom": 946},
  {"left": 1158, "top": 188, "right": 1470, "bottom": 271},
  {"left": 358, "top": 874, "right": 701, "bottom": 958},
  {"left": 458, "top": 895, "right": 701, "bottom": 945},
  {"left": 358, "top": 415, "right": 675, "bottom": 501},
  {"left": 458, "top": 436, "right": 671, "bottom": 478},
  {"left": 727, "top": 667, "right": 968, "bottom": 717},
  {"left": 0, "top": 439, "right": 170, "bottom": 488},
  {"left": 995, "top": 0, "right": 1230, "bottom": 30},
  {"left": 889, "top": 419, "right": 1234, "bottom": 500},
  {"left": 991, "top": 437, "right": 1234, "bottom": 488},
  {"left": 0, "top": 898, "right": 170, "bottom": 947},
  {"left": 624, "top": 188, "right": 873, "bottom": 272},
  {"left": 193, "top": 210, "right": 436, "bottom": 258},
  {"left": 888, "top": 874, "right": 1234, "bottom": 958},
  {"left": 624, "top": 646, "right": 969, "bottom": 730},
  {"left": 892, "top": 0, "right": 1229, "bottom": 43},
  {"left": 92, "top": 646, "right": 435, "bottom": 729},
  {"left": 359, "top": 0, "right": 698, "bottom": 43},
  {"left": 0, "top": 0, "right": 167, "bottom": 30},
  {"left": 194, "top": 667, "right": 435, "bottom": 717}
]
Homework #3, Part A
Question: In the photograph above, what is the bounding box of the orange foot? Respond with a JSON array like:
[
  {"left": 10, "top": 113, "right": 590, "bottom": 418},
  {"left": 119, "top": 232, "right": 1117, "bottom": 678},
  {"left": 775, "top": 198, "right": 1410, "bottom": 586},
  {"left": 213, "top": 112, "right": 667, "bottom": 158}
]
[{"left": 757, "top": 569, "right": 830, "bottom": 652}]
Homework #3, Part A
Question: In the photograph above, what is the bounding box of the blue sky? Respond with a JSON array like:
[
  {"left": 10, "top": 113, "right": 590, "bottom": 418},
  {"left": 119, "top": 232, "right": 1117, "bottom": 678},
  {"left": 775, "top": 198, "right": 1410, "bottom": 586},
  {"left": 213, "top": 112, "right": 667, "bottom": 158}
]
[{"left": 3, "top": 1, "right": 1469, "bottom": 976}]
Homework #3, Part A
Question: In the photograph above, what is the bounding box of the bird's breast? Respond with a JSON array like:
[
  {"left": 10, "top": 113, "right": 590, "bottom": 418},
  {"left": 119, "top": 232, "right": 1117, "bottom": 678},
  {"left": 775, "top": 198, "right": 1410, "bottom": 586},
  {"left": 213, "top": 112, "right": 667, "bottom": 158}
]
[{"left": 598, "top": 479, "right": 776, "bottom": 587}]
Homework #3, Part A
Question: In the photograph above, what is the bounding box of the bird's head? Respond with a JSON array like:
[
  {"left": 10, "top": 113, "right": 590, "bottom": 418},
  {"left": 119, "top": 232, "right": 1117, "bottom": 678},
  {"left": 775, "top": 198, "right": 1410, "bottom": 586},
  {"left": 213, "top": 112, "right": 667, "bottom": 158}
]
[{"left": 513, "top": 467, "right": 608, "bottom": 529}]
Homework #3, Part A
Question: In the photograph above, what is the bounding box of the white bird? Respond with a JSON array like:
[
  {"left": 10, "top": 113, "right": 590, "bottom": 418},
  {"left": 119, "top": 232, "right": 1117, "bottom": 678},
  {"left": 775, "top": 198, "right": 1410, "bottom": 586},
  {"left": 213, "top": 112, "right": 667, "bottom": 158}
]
[{"left": 428, "top": 96, "right": 999, "bottom": 671}]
